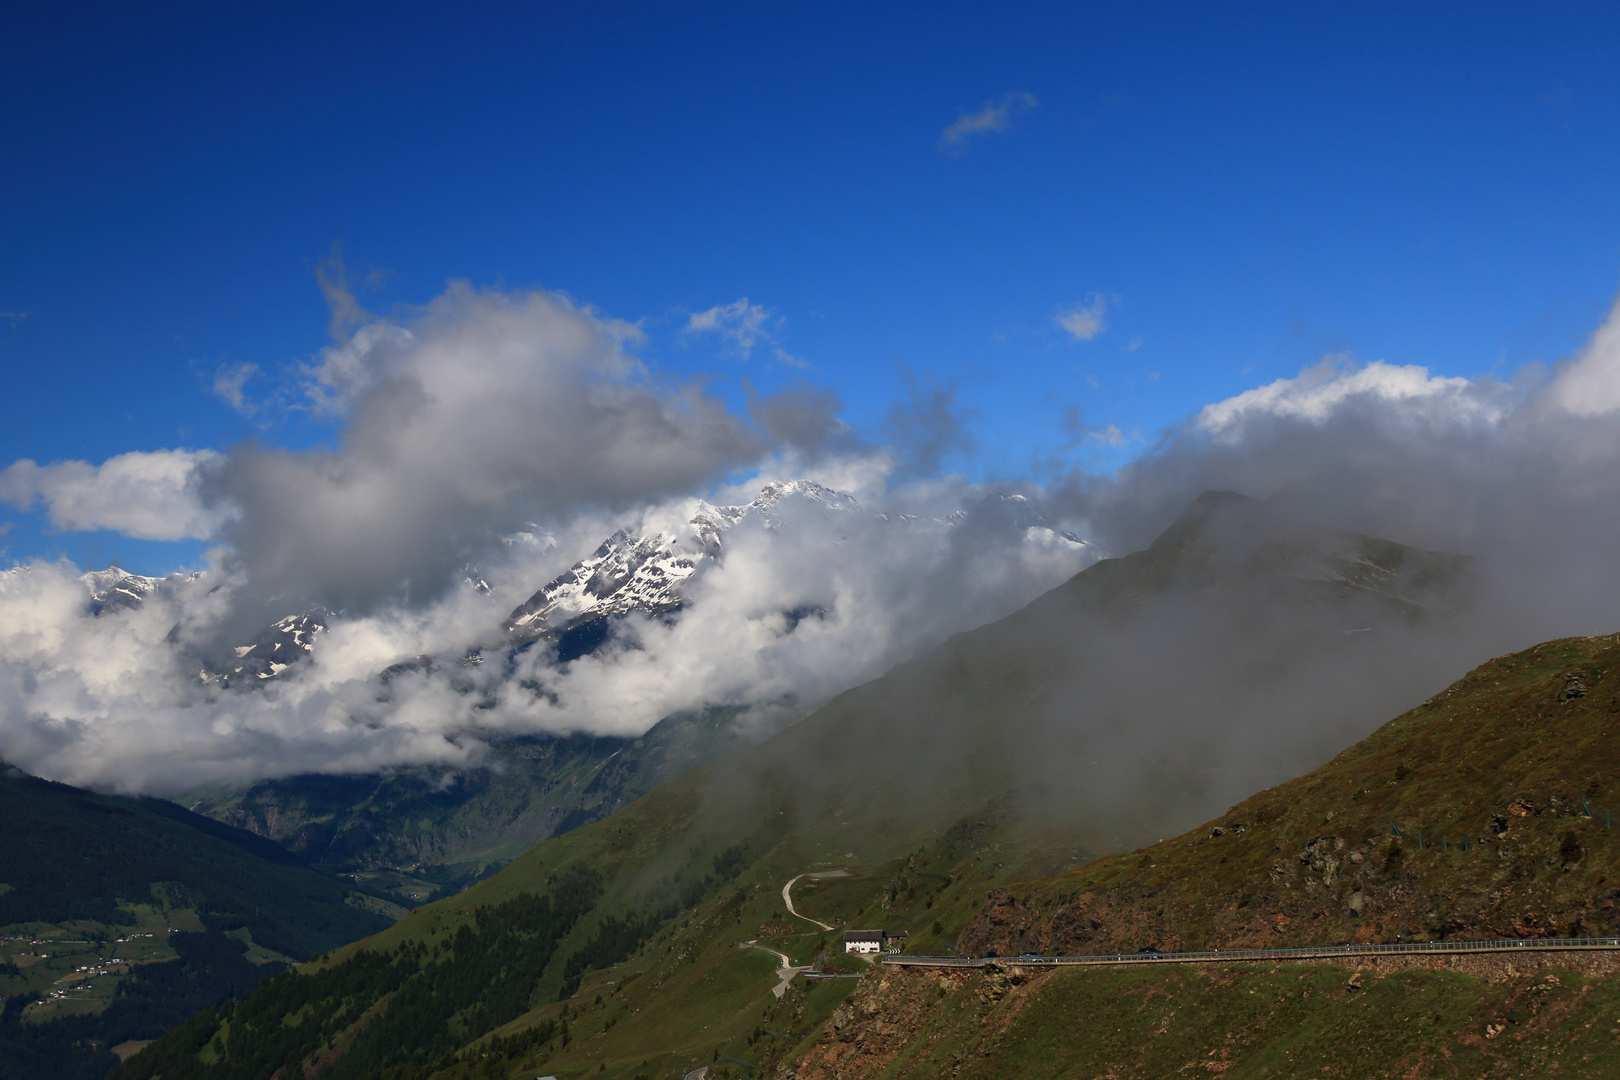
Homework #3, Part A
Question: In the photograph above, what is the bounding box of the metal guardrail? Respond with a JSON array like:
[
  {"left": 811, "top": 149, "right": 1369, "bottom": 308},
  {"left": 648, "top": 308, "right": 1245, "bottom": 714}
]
[{"left": 882, "top": 936, "right": 1620, "bottom": 969}]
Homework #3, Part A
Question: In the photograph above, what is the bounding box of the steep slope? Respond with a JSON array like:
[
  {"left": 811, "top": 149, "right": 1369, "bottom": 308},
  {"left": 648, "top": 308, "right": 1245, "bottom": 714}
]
[
  {"left": 784, "top": 630, "right": 1620, "bottom": 1080},
  {"left": 963, "top": 630, "right": 1620, "bottom": 956},
  {"left": 115, "top": 491, "right": 1489, "bottom": 1080},
  {"left": 0, "top": 764, "right": 397, "bottom": 1080},
  {"left": 792, "top": 953, "right": 1620, "bottom": 1080}
]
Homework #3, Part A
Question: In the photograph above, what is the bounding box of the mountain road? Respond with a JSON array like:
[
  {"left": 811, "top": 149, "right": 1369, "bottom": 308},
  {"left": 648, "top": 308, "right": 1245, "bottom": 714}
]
[{"left": 781, "top": 871, "right": 847, "bottom": 932}]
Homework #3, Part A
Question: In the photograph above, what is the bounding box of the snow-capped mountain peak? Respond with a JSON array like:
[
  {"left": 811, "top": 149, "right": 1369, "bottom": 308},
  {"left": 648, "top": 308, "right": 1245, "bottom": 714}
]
[
  {"left": 505, "top": 528, "right": 698, "bottom": 638},
  {"left": 81, "top": 566, "right": 160, "bottom": 615},
  {"left": 210, "top": 613, "right": 326, "bottom": 685},
  {"left": 506, "top": 478, "right": 863, "bottom": 642}
]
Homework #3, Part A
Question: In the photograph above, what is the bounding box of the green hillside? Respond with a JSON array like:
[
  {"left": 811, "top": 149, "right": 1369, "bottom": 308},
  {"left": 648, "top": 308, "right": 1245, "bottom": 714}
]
[
  {"left": 0, "top": 765, "right": 398, "bottom": 1080},
  {"left": 792, "top": 955, "right": 1620, "bottom": 1080},
  {"left": 779, "top": 630, "right": 1620, "bottom": 1080},
  {"left": 960, "top": 631, "right": 1620, "bottom": 957},
  {"left": 113, "top": 492, "right": 1498, "bottom": 1080}
]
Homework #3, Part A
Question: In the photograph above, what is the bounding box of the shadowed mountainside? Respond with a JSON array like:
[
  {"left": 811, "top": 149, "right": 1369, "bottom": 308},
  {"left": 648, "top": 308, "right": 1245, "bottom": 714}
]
[
  {"left": 184, "top": 706, "right": 757, "bottom": 904},
  {"left": 0, "top": 765, "right": 395, "bottom": 1080}
]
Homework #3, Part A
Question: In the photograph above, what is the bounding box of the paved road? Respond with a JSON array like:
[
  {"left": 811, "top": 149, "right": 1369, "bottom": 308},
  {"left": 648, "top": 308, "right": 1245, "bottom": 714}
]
[
  {"left": 883, "top": 935, "right": 1620, "bottom": 970},
  {"left": 744, "top": 940, "right": 814, "bottom": 999},
  {"left": 781, "top": 872, "right": 846, "bottom": 932}
]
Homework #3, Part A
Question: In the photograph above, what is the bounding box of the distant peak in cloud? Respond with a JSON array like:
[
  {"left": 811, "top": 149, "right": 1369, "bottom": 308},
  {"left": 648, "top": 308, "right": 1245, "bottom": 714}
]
[
  {"left": 938, "top": 91, "right": 1039, "bottom": 155},
  {"left": 1057, "top": 293, "right": 1113, "bottom": 341},
  {"left": 683, "top": 298, "right": 780, "bottom": 358}
]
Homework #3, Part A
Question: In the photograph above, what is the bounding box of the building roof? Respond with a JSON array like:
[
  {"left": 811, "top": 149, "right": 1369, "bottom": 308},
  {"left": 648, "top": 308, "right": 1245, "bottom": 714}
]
[{"left": 843, "top": 930, "right": 885, "bottom": 942}]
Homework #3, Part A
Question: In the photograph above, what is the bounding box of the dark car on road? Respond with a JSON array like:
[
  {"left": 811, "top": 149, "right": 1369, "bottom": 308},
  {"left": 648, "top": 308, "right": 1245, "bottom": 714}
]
[{"left": 1136, "top": 946, "right": 1164, "bottom": 958}]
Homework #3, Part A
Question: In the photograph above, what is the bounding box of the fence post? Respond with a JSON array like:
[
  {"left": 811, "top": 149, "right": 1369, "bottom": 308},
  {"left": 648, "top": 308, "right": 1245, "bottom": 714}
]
[
  {"left": 1443, "top": 834, "right": 1448, "bottom": 852},
  {"left": 1391, "top": 819, "right": 1401, "bottom": 838},
  {"left": 1418, "top": 831, "right": 1424, "bottom": 850}
]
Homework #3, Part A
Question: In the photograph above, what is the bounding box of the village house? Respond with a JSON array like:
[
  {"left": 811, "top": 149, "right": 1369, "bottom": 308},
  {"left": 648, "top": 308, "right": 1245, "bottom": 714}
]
[{"left": 843, "top": 929, "right": 907, "bottom": 954}]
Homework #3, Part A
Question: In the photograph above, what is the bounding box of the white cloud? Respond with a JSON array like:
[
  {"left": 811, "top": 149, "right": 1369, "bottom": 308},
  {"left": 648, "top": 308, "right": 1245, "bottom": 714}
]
[
  {"left": 0, "top": 449, "right": 230, "bottom": 541},
  {"left": 683, "top": 298, "right": 779, "bottom": 358},
  {"left": 211, "top": 362, "right": 260, "bottom": 414},
  {"left": 215, "top": 282, "right": 761, "bottom": 613},
  {"left": 1545, "top": 294, "right": 1620, "bottom": 416},
  {"left": 938, "top": 92, "right": 1038, "bottom": 155},
  {"left": 0, "top": 465, "right": 1100, "bottom": 793},
  {"left": 1057, "top": 294, "right": 1111, "bottom": 341},
  {"left": 1195, "top": 355, "right": 1509, "bottom": 441}
]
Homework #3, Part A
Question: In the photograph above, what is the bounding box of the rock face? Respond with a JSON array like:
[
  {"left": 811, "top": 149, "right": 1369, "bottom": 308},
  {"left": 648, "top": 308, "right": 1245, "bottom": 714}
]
[{"left": 218, "top": 613, "right": 325, "bottom": 684}]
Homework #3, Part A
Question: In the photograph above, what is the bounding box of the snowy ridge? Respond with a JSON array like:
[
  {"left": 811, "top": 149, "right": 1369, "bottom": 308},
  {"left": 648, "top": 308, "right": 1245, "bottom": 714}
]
[
  {"left": 505, "top": 479, "right": 1089, "bottom": 644},
  {"left": 214, "top": 614, "right": 326, "bottom": 685},
  {"left": 505, "top": 529, "right": 698, "bottom": 637},
  {"left": 506, "top": 479, "right": 862, "bottom": 640},
  {"left": 81, "top": 566, "right": 160, "bottom": 615}
]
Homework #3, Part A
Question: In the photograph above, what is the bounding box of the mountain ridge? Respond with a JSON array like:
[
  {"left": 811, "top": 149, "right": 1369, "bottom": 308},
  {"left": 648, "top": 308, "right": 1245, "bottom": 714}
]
[{"left": 112, "top": 491, "right": 1506, "bottom": 1080}]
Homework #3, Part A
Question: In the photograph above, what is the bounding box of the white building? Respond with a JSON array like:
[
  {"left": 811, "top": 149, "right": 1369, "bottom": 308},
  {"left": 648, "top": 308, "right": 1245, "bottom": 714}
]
[{"left": 843, "top": 929, "right": 906, "bottom": 954}]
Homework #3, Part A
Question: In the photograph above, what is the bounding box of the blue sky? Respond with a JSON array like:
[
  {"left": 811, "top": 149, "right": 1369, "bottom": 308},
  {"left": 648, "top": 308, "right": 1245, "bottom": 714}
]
[{"left": 4, "top": 1, "right": 1620, "bottom": 574}]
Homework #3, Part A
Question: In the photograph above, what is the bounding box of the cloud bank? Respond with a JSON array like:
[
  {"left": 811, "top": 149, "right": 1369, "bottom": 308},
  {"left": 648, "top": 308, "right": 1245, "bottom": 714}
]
[
  {"left": 0, "top": 282, "right": 1098, "bottom": 794},
  {"left": 208, "top": 284, "right": 761, "bottom": 621},
  {"left": 5, "top": 281, "right": 1620, "bottom": 812},
  {"left": 0, "top": 449, "right": 229, "bottom": 541}
]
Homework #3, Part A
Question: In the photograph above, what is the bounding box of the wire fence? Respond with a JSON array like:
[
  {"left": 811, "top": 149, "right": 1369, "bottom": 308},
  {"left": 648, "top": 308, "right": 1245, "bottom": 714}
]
[{"left": 883, "top": 936, "right": 1620, "bottom": 969}]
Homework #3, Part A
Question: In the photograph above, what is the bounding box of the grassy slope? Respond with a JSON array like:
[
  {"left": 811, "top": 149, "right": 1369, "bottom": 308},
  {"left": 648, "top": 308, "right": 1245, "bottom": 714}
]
[
  {"left": 963, "top": 632, "right": 1620, "bottom": 957},
  {"left": 780, "top": 631, "right": 1620, "bottom": 1080},
  {"left": 796, "top": 960, "right": 1620, "bottom": 1080}
]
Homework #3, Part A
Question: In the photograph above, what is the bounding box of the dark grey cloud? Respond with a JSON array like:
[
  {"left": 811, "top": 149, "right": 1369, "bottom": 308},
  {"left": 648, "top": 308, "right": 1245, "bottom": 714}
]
[
  {"left": 200, "top": 284, "right": 762, "bottom": 623},
  {"left": 885, "top": 370, "right": 978, "bottom": 478},
  {"left": 746, "top": 382, "right": 853, "bottom": 455}
]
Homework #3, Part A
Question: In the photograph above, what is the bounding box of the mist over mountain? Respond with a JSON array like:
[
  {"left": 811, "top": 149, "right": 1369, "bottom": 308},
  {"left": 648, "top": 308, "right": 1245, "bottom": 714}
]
[
  {"left": 0, "top": 459, "right": 1096, "bottom": 795},
  {"left": 3, "top": 283, "right": 1620, "bottom": 809}
]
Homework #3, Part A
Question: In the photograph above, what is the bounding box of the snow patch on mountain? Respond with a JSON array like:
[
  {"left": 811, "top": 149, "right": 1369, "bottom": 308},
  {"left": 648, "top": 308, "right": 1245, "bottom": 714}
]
[
  {"left": 81, "top": 567, "right": 160, "bottom": 615},
  {"left": 504, "top": 479, "right": 1090, "bottom": 645}
]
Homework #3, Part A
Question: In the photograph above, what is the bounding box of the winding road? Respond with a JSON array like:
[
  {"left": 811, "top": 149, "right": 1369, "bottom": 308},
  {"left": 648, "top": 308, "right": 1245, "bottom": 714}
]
[
  {"left": 743, "top": 941, "right": 814, "bottom": 999},
  {"left": 781, "top": 870, "right": 847, "bottom": 931}
]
